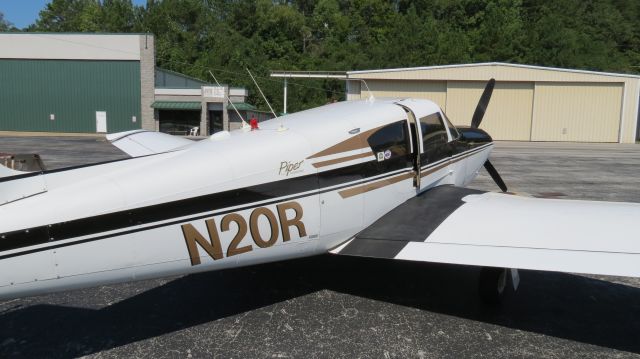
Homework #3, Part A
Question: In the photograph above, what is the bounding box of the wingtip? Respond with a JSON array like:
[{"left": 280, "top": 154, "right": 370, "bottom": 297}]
[{"left": 105, "top": 130, "right": 149, "bottom": 142}]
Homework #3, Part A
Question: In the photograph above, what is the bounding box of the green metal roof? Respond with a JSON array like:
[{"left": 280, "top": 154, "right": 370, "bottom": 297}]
[
  {"left": 230, "top": 102, "right": 256, "bottom": 111},
  {"left": 155, "top": 68, "right": 210, "bottom": 88},
  {"left": 151, "top": 101, "right": 201, "bottom": 110}
]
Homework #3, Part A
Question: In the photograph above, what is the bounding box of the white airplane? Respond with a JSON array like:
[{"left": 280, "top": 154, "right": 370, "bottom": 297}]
[{"left": 1, "top": 79, "right": 639, "bottom": 305}]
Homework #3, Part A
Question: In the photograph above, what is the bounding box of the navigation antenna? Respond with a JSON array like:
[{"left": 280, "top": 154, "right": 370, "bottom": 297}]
[
  {"left": 341, "top": 78, "right": 375, "bottom": 103},
  {"left": 359, "top": 79, "right": 375, "bottom": 103},
  {"left": 208, "top": 70, "right": 250, "bottom": 131},
  {"left": 245, "top": 68, "right": 287, "bottom": 132}
]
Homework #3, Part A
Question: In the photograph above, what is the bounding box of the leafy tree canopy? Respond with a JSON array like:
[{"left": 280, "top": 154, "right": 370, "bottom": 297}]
[{"left": 0, "top": 11, "right": 16, "bottom": 31}]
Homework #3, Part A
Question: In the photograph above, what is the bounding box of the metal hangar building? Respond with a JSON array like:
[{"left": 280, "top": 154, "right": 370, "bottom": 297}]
[
  {"left": 0, "top": 33, "right": 263, "bottom": 136},
  {"left": 0, "top": 33, "right": 155, "bottom": 134},
  {"left": 346, "top": 63, "right": 640, "bottom": 143}
]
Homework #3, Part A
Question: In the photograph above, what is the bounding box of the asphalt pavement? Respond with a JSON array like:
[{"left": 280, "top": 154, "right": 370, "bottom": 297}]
[{"left": 0, "top": 136, "right": 639, "bottom": 358}]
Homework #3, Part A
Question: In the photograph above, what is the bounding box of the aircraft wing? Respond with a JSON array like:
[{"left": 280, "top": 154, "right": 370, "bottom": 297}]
[
  {"left": 332, "top": 186, "right": 640, "bottom": 277},
  {"left": 106, "top": 130, "right": 194, "bottom": 157},
  {"left": 0, "top": 163, "right": 25, "bottom": 178}
]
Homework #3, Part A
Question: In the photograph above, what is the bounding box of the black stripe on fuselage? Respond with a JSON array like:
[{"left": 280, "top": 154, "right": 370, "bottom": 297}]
[
  {"left": 0, "top": 158, "right": 413, "bottom": 258},
  {"left": 0, "top": 144, "right": 491, "bottom": 259},
  {"left": 419, "top": 142, "right": 492, "bottom": 171}
]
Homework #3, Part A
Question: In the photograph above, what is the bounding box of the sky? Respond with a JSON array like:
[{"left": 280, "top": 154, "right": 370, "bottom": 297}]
[{"left": 0, "top": 0, "right": 147, "bottom": 29}]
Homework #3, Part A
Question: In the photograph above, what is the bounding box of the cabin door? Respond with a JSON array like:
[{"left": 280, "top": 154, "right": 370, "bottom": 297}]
[{"left": 361, "top": 116, "right": 418, "bottom": 227}]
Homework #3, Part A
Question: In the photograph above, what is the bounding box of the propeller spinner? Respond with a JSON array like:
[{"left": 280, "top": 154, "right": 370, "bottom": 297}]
[{"left": 470, "top": 79, "right": 508, "bottom": 193}]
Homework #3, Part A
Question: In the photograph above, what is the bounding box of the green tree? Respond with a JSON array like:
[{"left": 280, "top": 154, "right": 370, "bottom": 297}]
[
  {"left": 0, "top": 11, "right": 13, "bottom": 31},
  {"left": 472, "top": 0, "right": 526, "bottom": 62},
  {"left": 140, "top": 0, "right": 210, "bottom": 74},
  {"left": 31, "top": 0, "right": 102, "bottom": 32},
  {"left": 100, "top": 0, "right": 137, "bottom": 32}
]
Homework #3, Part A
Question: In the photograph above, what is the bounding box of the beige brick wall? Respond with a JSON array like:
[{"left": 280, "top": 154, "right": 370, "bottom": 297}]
[{"left": 139, "top": 34, "right": 156, "bottom": 131}]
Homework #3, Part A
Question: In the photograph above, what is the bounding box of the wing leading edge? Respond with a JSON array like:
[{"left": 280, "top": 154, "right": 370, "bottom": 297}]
[{"left": 333, "top": 186, "right": 640, "bottom": 278}]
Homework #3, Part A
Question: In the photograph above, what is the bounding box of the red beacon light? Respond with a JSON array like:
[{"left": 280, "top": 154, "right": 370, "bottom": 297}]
[{"left": 250, "top": 118, "right": 259, "bottom": 130}]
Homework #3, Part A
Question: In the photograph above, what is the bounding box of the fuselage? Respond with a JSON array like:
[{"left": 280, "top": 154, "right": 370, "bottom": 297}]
[{"left": 0, "top": 99, "right": 492, "bottom": 299}]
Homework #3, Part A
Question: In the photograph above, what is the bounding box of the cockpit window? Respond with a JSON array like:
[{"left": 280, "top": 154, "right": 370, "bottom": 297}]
[
  {"left": 442, "top": 112, "right": 460, "bottom": 140},
  {"left": 420, "top": 113, "right": 447, "bottom": 142},
  {"left": 419, "top": 113, "right": 448, "bottom": 163}
]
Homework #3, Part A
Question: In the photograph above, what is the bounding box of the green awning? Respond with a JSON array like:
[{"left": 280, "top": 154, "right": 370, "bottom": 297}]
[
  {"left": 151, "top": 101, "right": 201, "bottom": 110},
  {"left": 229, "top": 102, "right": 256, "bottom": 111}
]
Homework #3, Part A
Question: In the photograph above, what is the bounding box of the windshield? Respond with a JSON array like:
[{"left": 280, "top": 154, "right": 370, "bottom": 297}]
[{"left": 441, "top": 112, "right": 460, "bottom": 140}]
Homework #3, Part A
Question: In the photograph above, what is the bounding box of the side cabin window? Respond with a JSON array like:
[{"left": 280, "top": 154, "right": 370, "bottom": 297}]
[
  {"left": 367, "top": 120, "right": 411, "bottom": 172},
  {"left": 420, "top": 113, "right": 449, "bottom": 164}
]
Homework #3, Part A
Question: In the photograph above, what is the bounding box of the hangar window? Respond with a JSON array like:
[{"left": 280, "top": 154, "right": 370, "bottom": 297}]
[
  {"left": 367, "top": 120, "right": 411, "bottom": 170},
  {"left": 420, "top": 113, "right": 449, "bottom": 163}
]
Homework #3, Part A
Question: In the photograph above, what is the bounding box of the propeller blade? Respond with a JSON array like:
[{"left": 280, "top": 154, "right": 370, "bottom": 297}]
[
  {"left": 484, "top": 160, "right": 507, "bottom": 192},
  {"left": 470, "top": 78, "right": 496, "bottom": 129}
]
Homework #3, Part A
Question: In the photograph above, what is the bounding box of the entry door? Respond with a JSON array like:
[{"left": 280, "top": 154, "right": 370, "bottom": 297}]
[
  {"left": 96, "top": 111, "right": 107, "bottom": 133},
  {"left": 209, "top": 111, "right": 223, "bottom": 134},
  {"left": 361, "top": 118, "right": 417, "bottom": 226}
]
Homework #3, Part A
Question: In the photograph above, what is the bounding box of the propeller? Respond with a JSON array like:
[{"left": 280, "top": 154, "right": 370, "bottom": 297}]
[
  {"left": 483, "top": 160, "right": 507, "bottom": 192},
  {"left": 470, "top": 78, "right": 508, "bottom": 192},
  {"left": 471, "top": 78, "right": 495, "bottom": 129}
]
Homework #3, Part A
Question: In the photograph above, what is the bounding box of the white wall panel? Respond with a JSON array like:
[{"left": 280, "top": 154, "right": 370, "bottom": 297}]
[{"left": 0, "top": 34, "right": 141, "bottom": 60}]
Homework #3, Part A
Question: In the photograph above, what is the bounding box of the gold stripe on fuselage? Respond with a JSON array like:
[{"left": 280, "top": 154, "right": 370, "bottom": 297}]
[
  {"left": 312, "top": 152, "right": 374, "bottom": 168},
  {"left": 307, "top": 125, "right": 383, "bottom": 159},
  {"left": 338, "top": 144, "right": 491, "bottom": 199},
  {"left": 338, "top": 172, "right": 414, "bottom": 198}
]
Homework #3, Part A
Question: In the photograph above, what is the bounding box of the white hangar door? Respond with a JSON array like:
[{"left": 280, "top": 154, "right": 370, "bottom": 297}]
[
  {"left": 445, "top": 81, "right": 534, "bottom": 141},
  {"left": 531, "top": 82, "right": 623, "bottom": 142}
]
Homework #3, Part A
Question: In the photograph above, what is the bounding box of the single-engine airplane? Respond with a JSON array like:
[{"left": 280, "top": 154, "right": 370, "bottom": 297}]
[{"left": 1, "top": 79, "right": 639, "bottom": 304}]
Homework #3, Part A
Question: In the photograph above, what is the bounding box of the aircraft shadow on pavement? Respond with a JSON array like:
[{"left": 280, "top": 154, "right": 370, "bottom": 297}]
[{"left": 1, "top": 255, "right": 639, "bottom": 358}]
